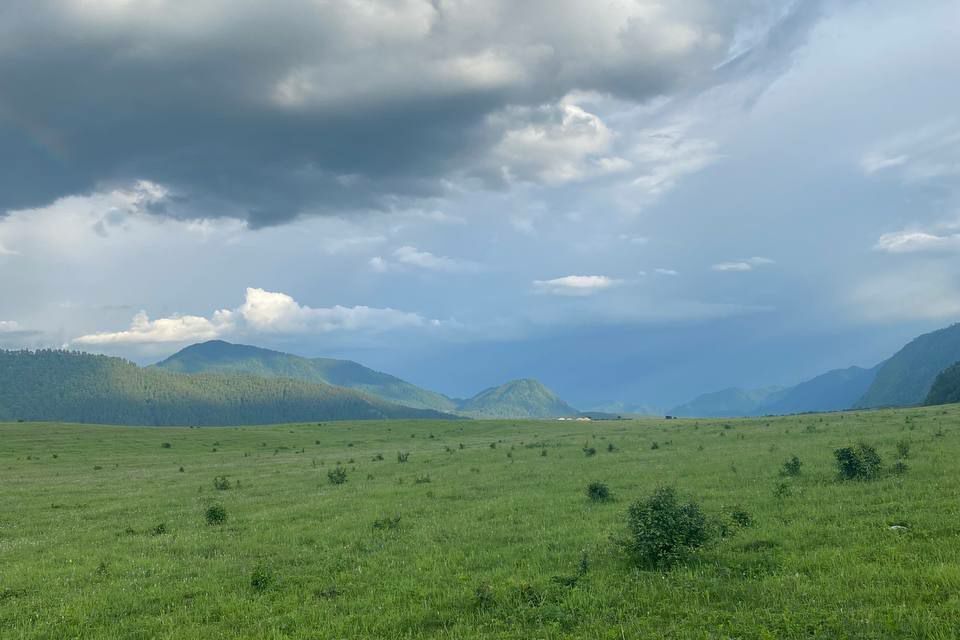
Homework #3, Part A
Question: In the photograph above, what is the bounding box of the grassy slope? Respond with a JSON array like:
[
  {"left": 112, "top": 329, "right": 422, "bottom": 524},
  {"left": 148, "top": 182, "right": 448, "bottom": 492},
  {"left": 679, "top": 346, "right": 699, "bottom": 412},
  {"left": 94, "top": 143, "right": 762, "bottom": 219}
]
[{"left": 1, "top": 409, "right": 959, "bottom": 638}]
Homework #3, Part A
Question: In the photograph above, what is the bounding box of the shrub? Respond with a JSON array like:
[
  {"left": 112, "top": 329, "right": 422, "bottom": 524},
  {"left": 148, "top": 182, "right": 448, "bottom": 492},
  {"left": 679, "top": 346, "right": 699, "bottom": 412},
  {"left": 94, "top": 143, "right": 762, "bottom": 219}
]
[
  {"left": 161, "top": 442, "right": 172, "bottom": 449},
  {"left": 729, "top": 507, "right": 753, "bottom": 528},
  {"left": 327, "top": 465, "right": 348, "bottom": 485},
  {"left": 586, "top": 481, "right": 611, "bottom": 502},
  {"left": 650, "top": 442, "right": 660, "bottom": 450},
  {"left": 541, "top": 449, "right": 548, "bottom": 457},
  {"left": 781, "top": 455, "right": 802, "bottom": 477},
  {"left": 373, "top": 515, "right": 401, "bottom": 530},
  {"left": 583, "top": 446, "right": 597, "bottom": 457},
  {"left": 893, "top": 460, "right": 909, "bottom": 475},
  {"left": 213, "top": 476, "right": 231, "bottom": 491},
  {"left": 834, "top": 443, "right": 883, "bottom": 480},
  {"left": 896, "top": 440, "right": 911, "bottom": 459},
  {"left": 205, "top": 504, "right": 227, "bottom": 525},
  {"left": 607, "top": 442, "right": 617, "bottom": 453},
  {"left": 414, "top": 474, "right": 431, "bottom": 484},
  {"left": 773, "top": 481, "right": 792, "bottom": 500},
  {"left": 397, "top": 451, "right": 410, "bottom": 463},
  {"left": 624, "top": 487, "right": 710, "bottom": 569},
  {"left": 150, "top": 523, "right": 168, "bottom": 536},
  {"left": 250, "top": 565, "right": 272, "bottom": 592}
]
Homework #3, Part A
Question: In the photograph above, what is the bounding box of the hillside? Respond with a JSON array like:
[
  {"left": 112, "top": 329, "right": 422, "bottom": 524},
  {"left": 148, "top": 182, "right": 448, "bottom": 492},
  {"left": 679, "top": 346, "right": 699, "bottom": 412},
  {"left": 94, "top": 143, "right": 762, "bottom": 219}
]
[
  {"left": 924, "top": 361, "right": 960, "bottom": 405},
  {"left": 670, "top": 366, "right": 878, "bottom": 418},
  {"left": 154, "top": 340, "right": 457, "bottom": 412},
  {"left": 457, "top": 379, "right": 578, "bottom": 418},
  {"left": 764, "top": 365, "right": 878, "bottom": 414},
  {"left": 669, "top": 387, "right": 783, "bottom": 418},
  {"left": 0, "top": 349, "right": 449, "bottom": 425},
  {"left": 856, "top": 323, "right": 960, "bottom": 408}
]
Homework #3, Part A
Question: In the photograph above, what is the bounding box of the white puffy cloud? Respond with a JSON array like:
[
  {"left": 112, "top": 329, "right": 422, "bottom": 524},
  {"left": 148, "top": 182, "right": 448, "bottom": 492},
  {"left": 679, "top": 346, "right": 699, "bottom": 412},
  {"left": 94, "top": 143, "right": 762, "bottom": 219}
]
[
  {"left": 73, "top": 310, "right": 233, "bottom": 345},
  {"left": 72, "top": 287, "right": 438, "bottom": 345},
  {"left": 489, "top": 101, "right": 630, "bottom": 185},
  {"left": 874, "top": 230, "right": 960, "bottom": 254},
  {"left": 533, "top": 275, "right": 622, "bottom": 296}
]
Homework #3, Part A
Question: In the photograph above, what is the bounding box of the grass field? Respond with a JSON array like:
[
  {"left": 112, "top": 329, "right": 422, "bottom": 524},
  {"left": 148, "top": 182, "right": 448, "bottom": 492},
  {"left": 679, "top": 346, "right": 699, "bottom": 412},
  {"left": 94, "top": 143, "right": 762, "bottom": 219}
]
[{"left": 2, "top": 406, "right": 959, "bottom": 639}]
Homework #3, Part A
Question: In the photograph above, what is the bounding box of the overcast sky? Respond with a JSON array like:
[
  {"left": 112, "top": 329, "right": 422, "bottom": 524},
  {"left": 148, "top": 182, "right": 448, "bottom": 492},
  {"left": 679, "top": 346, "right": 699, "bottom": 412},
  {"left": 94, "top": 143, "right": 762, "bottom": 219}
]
[{"left": 2, "top": 0, "right": 958, "bottom": 409}]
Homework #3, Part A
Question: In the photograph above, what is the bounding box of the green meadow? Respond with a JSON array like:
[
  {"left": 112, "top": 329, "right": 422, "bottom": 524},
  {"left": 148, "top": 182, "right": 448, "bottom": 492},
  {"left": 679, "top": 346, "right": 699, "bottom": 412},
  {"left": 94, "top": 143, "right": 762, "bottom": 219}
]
[{"left": 2, "top": 407, "right": 959, "bottom": 639}]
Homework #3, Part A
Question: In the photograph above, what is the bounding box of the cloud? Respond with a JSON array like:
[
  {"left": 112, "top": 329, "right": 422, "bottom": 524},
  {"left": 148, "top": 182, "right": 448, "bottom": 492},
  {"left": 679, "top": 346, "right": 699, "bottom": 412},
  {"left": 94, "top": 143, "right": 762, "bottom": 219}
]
[
  {"left": 72, "top": 287, "right": 439, "bottom": 345},
  {"left": 0, "top": 1, "right": 816, "bottom": 225},
  {"left": 0, "top": 320, "right": 22, "bottom": 333},
  {"left": 73, "top": 310, "right": 233, "bottom": 345},
  {"left": 852, "top": 270, "right": 960, "bottom": 322},
  {"left": 655, "top": 268, "right": 679, "bottom": 276},
  {"left": 533, "top": 275, "right": 622, "bottom": 296},
  {"left": 861, "top": 119, "right": 960, "bottom": 183},
  {"left": 874, "top": 230, "right": 960, "bottom": 254},
  {"left": 627, "top": 122, "right": 719, "bottom": 207},
  {"left": 711, "top": 256, "right": 775, "bottom": 271},
  {"left": 371, "top": 246, "right": 482, "bottom": 273}
]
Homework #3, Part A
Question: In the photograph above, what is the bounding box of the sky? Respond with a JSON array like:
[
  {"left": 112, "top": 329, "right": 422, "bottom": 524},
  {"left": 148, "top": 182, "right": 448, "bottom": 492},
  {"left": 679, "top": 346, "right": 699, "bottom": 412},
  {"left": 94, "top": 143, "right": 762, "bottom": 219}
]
[{"left": 1, "top": 0, "right": 959, "bottom": 410}]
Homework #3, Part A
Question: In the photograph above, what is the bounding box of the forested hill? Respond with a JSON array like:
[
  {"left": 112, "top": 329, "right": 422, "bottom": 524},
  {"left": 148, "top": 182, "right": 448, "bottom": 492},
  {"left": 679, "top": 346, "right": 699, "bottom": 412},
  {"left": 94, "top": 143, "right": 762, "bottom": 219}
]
[
  {"left": 0, "top": 350, "right": 450, "bottom": 426},
  {"left": 154, "top": 340, "right": 457, "bottom": 412}
]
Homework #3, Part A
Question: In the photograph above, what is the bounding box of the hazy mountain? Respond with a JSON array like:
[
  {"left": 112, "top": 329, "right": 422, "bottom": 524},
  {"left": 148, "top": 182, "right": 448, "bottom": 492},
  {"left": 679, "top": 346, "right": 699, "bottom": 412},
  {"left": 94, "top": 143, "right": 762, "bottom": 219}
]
[
  {"left": 764, "top": 366, "right": 878, "bottom": 414},
  {"left": 155, "top": 340, "right": 457, "bottom": 412},
  {"left": 925, "top": 362, "right": 960, "bottom": 406},
  {"left": 669, "top": 387, "right": 784, "bottom": 418},
  {"left": 856, "top": 323, "right": 960, "bottom": 408},
  {"left": 458, "top": 379, "right": 579, "bottom": 418},
  {"left": 0, "top": 349, "right": 450, "bottom": 426}
]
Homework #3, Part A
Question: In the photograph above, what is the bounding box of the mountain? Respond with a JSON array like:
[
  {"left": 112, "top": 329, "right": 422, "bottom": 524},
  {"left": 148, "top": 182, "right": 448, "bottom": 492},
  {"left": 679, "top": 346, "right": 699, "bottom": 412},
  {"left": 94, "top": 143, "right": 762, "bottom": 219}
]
[
  {"left": 669, "top": 387, "right": 783, "bottom": 418},
  {"left": 457, "top": 379, "right": 578, "bottom": 418},
  {"left": 764, "top": 366, "right": 878, "bottom": 414},
  {"left": 0, "top": 349, "right": 450, "bottom": 426},
  {"left": 924, "top": 362, "right": 960, "bottom": 405},
  {"left": 856, "top": 323, "right": 960, "bottom": 408},
  {"left": 669, "top": 366, "right": 878, "bottom": 418},
  {"left": 155, "top": 340, "right": 457, "bottom": 412}
]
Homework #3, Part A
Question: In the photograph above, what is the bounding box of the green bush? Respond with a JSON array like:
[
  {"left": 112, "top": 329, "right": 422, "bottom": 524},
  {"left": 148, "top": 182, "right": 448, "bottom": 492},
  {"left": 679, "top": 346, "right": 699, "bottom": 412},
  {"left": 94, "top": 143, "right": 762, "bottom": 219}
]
[
  {"left": 624, "top": 487, "right": 710, "bottom": 570},
  {"left": 397, "top": 451, "right": 410, "bottom": 463},
  {"left": 780, "top": 455, "right": 802, "bottom": 477},
  {"left": 213, "top": 475, "right": 231, "bottom": 491},
  {"left": 250, "top": 565, "right": 272, "bottom": 591},
  {"left": 834, "top": 443, "right": 883, "bottom": 480},
  {"left": 586, "top": 481, "right": 611, "bottom": 502},
  {"left": 327, "top": 465, "right": 348, "bottom": 485},
  {"left": 205, "top": 504, "right": 227, "bottom": 526}
]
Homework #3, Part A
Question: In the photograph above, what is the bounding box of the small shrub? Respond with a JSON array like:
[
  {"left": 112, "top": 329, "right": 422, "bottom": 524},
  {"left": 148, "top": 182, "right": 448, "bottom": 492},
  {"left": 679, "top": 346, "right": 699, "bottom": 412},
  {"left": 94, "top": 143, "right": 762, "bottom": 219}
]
[
  {"left": 414, "top": 474, "right": 431, "bottom": 484},
  {"left": 773, "top": 481, "right": 792, "bottom": 499},
  {"left": 730, "top": 507, "right": 753, "bottom": 528},
  {"left": 650, "top": 442, "right": 659, "bottom": 450},
  {"left": 397, "top": 451, "right": 410, "bottom": 463},
  {"left": 834, "top": 443, "right": 883, "bottom": 480},
  {"left": 213, "top": 476, "right": 231, "bottom": 491},
  {"left": 161, "top": 442, "right": 172, "bottom": 449},
  {"left": 250, "top": 565, "right": 273, "bottom": 592},
  {"left": 607, "top": 442, "right": 617, "bottom": 453},
  {"left": 474, "top": 583, "right": 495, "bottom": 610},
  {"left": 373, "top": 515, "right": 401, "bottom": 530},
  {"left": 327, "top": 465, "right": 348, "bottom": 485},
  {"left": 781, "top": 455, "right": 802, "bottom": 477},
  {"left": 893, "top": 460, "right": 909, "bottom": 475},
  {"left": 624, "top": 487, "right": 710, "bottom": 569},
  {"left": 583, "top": 446, "right": 597, "bottom": 457},
  {"left": 896, "top": 440, "right": 911, "bottom": 459},
  {"left": 205, "top": 504, "right": 227, "bottom": 526},
  {"left": 179, "top": 466, "right": 185, "bottom": 473},
  {"left": 540, "top": 449, "right": 548, "bottom": 457},
  {"left": 586, "top": 481, "right": 611, "bottom": 502},
  {"left": 150, "top": 523, "right": 168, "bottom": 536}
]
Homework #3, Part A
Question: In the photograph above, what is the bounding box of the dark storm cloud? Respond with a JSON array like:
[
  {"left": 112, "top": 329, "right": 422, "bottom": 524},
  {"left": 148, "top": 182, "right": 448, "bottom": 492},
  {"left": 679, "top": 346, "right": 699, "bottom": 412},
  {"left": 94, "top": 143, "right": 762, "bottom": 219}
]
[{"left": 0, "top": 0, "right": 806, "bottom": 225}]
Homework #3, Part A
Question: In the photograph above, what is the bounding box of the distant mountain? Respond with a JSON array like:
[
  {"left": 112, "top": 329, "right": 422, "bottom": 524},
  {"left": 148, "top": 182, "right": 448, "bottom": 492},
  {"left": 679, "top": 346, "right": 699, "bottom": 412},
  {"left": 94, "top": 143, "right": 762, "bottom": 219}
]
[
  {"left": 856, "top": 323, "right": 960, "bottom": 408},
  {"left": 669, "top": 387, "right": 783, "bottom": 418},
  {"left": 0, "top": 349, "right": 450, "bottom": 426},
  {"left": 458, "top": 379, "right": 578, "bottom": 418},
  {"left": 764, "top": 366, "right": 878, "bottom": 414},
  {"left": 155, "top": 340, "right": 457, "bottom": 412},
  {"left": 669, "top": 365, "right": 879, "bottom": 418}
]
